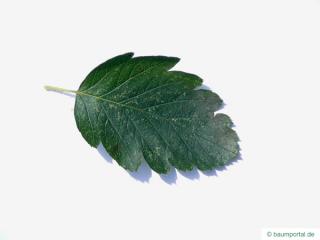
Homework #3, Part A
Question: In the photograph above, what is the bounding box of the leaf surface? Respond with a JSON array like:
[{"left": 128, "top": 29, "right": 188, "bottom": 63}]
[{"left": 74, "top": 53, "right": 239, "bottom": 173}]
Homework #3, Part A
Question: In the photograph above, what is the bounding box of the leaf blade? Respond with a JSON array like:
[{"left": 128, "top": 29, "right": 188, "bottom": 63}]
[{"left": 74, "top": 53, "right": 239, "bottom": 173}]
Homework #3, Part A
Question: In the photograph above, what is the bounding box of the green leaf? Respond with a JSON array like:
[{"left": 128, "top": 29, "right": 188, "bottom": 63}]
[{"left": 46, "top": 53, "right": 240, "bottom": 174}]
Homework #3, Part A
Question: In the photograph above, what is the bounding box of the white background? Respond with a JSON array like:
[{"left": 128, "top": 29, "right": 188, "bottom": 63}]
[{"left": 0, "top": 0, "right": 319, "bottom": 239}]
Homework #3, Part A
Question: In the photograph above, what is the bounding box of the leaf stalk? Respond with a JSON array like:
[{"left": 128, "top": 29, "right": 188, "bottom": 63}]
[{"left": 44, "top": 85, "right": 77, "bottom": 94}]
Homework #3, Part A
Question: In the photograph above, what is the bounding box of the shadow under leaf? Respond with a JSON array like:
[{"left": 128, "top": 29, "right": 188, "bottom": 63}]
[
  {"left": 97, "top": 144, "right": 113, "bottom": 163},
  {"left": 128, "top": 161, "right": 152, "bottom": 183},
  {"left": 178, "top": 168, "right": 200, "bottom": 180},
  {"left": 160, "top": 168, "right": 177, "bottom": 184}
]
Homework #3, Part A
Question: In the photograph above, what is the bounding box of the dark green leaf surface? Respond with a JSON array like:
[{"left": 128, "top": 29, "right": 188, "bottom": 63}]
[{"left": 74, "top": 53, "right": 239, "bottom": 174}]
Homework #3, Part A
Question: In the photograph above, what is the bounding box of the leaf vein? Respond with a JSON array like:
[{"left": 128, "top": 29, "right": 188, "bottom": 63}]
[
  {"left": 79, "top": 95, "right": 96, "bottom": 144},
  {"left": 99, "top": 62, "right": 165, "bottom": 98}
]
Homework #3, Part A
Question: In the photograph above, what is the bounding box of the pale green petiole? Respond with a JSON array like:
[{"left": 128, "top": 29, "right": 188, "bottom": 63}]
[{"left": 44, "top": 85, "right": 78, "bottom": 94}]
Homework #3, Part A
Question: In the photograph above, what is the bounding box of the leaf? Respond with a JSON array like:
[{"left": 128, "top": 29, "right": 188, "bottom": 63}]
[{"left": 47, "top": 53, "right": 240, "bottom": 174}]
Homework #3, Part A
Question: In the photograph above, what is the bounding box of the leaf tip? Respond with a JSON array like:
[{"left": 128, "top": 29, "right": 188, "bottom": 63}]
[{"left": 123, "top": 52, "right": 134, "bottom": 58}]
